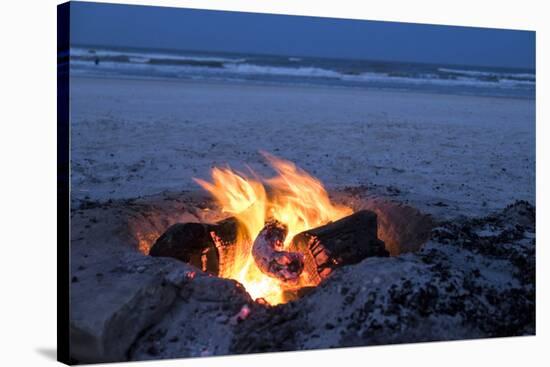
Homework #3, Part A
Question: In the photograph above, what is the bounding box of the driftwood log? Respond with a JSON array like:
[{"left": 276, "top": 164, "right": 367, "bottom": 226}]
[{"left": 290, "top": 210, "right": 388, "bottom": 280}]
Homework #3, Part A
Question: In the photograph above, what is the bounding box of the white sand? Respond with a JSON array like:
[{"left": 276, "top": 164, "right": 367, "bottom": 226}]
[{"left": 70, "top": 76, "right": 535, "bottom": 218}]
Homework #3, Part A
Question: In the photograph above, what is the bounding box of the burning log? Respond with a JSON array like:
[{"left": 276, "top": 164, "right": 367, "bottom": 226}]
[
  {"left": 149, "top": 217, "right": 238, "bottom": 274},
  {"left": 151, "top": 210, "right": 387, "bottom": 285},
  {"left": 252, "top": 221, "right": 304, "bottom": 282},
  {"left": 291, "top": 210, "right": 388, "bottom": 279}
]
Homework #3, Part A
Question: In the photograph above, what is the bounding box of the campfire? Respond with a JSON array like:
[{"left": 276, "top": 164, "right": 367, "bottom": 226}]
[{"left": 149, "top": 153, "right": 388, "bottom": 304}]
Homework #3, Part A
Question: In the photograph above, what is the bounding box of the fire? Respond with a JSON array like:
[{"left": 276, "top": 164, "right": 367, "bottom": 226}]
[{"left": 194, "top": 153, "right": 352, "bottom": 304}]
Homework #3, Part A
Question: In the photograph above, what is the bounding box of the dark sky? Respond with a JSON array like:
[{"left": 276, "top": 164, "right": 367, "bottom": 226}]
[{"left": 70, "top": 1, "right": 535, "bottom": 69}]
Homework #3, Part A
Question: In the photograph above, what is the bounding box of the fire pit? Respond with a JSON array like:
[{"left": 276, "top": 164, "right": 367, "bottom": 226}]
[{"left": 149, "top": 153, "right": 394, "bottom": 304}]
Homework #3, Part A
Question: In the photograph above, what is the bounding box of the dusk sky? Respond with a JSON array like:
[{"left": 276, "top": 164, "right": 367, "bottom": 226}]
[{"left": 70, "top": 1, "right": 535, "bottom": 69}]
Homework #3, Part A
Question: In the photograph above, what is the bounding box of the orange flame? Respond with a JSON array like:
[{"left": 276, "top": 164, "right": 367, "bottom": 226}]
[{"left": 194, "top": 153, "right": 352, "bottom": 304}]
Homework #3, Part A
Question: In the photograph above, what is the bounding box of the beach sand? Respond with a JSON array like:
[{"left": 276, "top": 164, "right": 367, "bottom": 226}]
[
  {"left": 68, "top": 76, "right": 535, "bottom": 362},
  {"left": 70, "top": 76, "right": 535, "bottom": 218}
]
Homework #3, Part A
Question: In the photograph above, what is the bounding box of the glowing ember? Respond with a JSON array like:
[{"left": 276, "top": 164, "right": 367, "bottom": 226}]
[
  {"left": 230, "top": 304, "right": 251, "bottom": 325},
  {"left": 194, "top": 153, "right": 352, "bottom": 304}
]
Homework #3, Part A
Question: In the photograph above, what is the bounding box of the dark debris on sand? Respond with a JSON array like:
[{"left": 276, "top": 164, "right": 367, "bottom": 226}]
[
  {"left": 69, "top": 195, "right": 535, "bottom": 363},
  {"left": 228, "top": 201, "right": 535, "bottom": 354}
]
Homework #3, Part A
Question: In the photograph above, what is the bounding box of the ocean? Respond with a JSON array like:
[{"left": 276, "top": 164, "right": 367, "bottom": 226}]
[{"left": 70, "top": 45, "right": 535, "bottom": 99}]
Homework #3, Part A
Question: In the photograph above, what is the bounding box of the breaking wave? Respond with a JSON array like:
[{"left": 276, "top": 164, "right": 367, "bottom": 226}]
[{"left": 70, "top": 46, "right": 535, "bottom": 97}]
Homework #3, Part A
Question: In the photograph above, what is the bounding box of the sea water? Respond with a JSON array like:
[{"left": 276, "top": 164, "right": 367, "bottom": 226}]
[{"left": 69, "top": 45, "right": 535, "bottom": 99}]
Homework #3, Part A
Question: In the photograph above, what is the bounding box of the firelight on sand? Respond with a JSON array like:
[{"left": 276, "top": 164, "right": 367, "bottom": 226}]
[{"left": 194, "top": 153, "right": 352, "bottom": 304}]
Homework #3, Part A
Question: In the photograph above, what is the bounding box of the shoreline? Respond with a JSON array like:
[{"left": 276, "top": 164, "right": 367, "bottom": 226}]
[{"left": 71, "top": 73, "right": 536, "bottom": 101}]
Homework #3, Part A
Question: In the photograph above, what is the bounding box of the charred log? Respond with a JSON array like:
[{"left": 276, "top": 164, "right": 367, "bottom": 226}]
[
  {"left": 149, "top": 217, "right": 238, "bottom": 274},
  {"left": 291, "top": 210, "right": 388, "bottom": 279},
  {"left": 252, "top": 221, "right": 304, "bottom": 282},
  {"left": 150, "top": 210, "right": 387, "bottom": 284}
]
